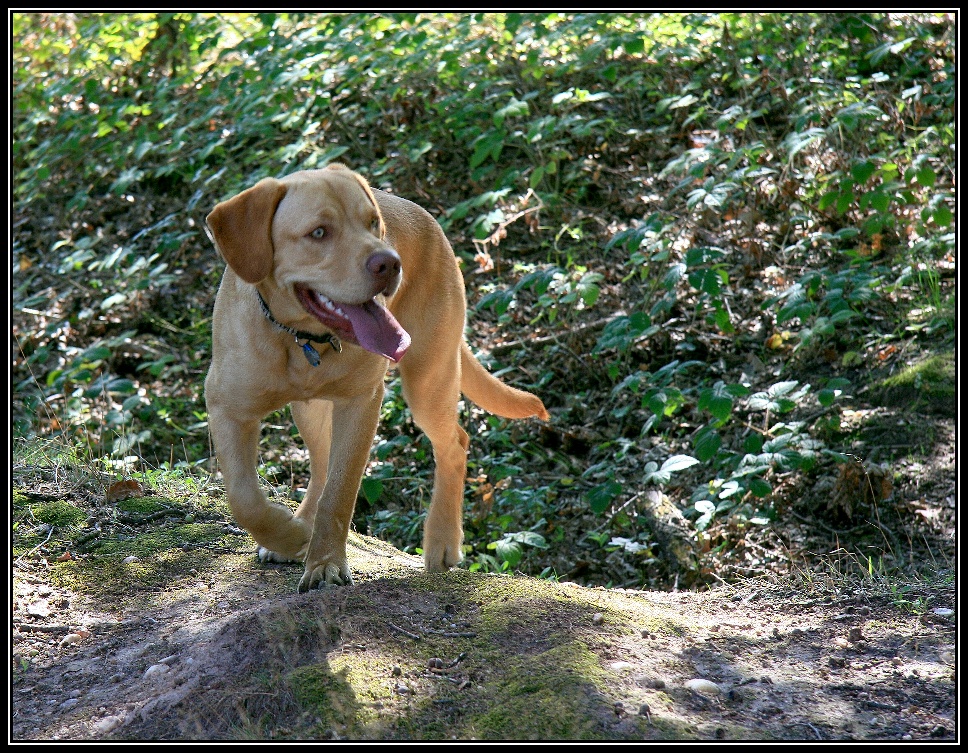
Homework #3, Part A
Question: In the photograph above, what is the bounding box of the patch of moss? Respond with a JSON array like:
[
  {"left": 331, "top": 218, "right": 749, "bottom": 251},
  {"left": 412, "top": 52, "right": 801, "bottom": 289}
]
[
  {"left": 91, "top": 522, "right": 226, "bottom": 556},
  {"left": 50, "top": 548, "right": 222, "bottom": 596},
  {"left": 114, "top": 495, "right": 172, "bottom": 515},
  {"left": 470, "top": 640, "right": 627, "bottom": 740},
  {"left": 288, "top": 663, "right": 362, "bottom": 735},
  {"left": 871, "top": 351, "right": 955, "bottom": 416},
  {"left": 27, "top": 499, "right": 87, "bottom": 527},
  {"left": 48, "top": 521, "right": 248, "bottom": 598}
]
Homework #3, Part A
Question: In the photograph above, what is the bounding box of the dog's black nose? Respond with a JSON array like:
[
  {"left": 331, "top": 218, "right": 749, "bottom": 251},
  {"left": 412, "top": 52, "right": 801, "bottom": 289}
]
[{"left": 367, "top": 249, "right": 402, "bottom": 291}]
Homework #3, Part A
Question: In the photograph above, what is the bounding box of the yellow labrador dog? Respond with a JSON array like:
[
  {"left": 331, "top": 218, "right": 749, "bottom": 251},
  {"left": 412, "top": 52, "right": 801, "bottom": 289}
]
[{"left": 204, "top": 164, "right": 548, "bottom": 591}]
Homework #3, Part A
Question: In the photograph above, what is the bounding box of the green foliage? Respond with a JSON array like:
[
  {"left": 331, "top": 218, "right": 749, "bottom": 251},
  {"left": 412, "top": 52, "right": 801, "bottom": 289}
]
[{"left": 12, "top": 12, "right": 955, "bottom": 588}]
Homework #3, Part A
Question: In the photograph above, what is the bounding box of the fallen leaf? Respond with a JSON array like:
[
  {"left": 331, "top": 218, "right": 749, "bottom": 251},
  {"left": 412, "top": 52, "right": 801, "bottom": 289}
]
[
  {"left": 106, "top": 479, "right": 144, "bottom": 503},
  {"left": 766, "top": 333, "right": 785, "bottom": 349}
]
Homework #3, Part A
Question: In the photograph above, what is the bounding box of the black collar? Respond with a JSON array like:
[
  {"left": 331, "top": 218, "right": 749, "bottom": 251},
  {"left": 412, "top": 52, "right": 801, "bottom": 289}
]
[{"left": 257, "top": 291, "right": 341, "bottom": 367}]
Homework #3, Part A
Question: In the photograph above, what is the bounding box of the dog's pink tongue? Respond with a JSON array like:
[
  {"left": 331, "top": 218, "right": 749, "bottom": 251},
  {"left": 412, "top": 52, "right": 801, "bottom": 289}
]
[{"left": 342, "top": 300, "right": 411, "bottom": 363}]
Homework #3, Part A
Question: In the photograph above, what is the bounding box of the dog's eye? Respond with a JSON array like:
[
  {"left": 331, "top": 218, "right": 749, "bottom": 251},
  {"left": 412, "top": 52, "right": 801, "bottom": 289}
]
[
  {"left": 371, "top": 219, "right": 381, "bottom": 235},
  {"left": 309, "top": 227, "right": 326, "bottom": 240}
]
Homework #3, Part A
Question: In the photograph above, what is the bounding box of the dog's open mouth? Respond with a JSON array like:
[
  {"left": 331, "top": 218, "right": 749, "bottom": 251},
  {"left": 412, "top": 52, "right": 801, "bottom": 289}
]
[{"left": 295, "top": 284, "right": 411, "bottom": 363}]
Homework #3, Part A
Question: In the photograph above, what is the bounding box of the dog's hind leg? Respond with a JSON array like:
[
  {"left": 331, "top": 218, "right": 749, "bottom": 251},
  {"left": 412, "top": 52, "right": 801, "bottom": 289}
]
[{"left": 399, "top": 349, "right": 469, "bottom": 572}]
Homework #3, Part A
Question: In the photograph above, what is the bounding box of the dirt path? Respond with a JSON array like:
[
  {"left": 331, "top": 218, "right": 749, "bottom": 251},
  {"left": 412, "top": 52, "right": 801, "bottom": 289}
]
[{"left": 11, "top": 530, "right": 955, "bottom": 741}]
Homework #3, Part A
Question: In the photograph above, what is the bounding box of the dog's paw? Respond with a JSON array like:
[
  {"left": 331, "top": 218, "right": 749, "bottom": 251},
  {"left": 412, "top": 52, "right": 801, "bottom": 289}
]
[
  {"left": 423, "top": 515, "right": 463, "bottom": 573},
  {"left": 423, "top": 539, "right": 463, "bottom": 573},
  {"left": 257, "top": 546, "right": 302, "bottom": 564},
  {"left": 297, "top": 560, "right": 353, "bottom": 592}
]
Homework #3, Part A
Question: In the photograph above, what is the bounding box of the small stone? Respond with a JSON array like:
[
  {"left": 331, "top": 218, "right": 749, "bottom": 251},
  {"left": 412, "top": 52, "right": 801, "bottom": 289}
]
[
  {"left": 94, "top": 715, "right": 123, "bottom": 734},
  {"left": 592, "top": 613, "right": 604, "bottom": 625},
  {"left": 685, "top": 678, "right": 721, "bottom": 697},
  {"left": 609, "top": 661, "right": 633, "bottom": 671},
  {"left": 638, "top": 703, "right": 650, "bottom": 717},
  {"left": 59, "top": 633, "right": 84, "bottom": 648},
  {"left": 848, "top": 626, "right": 864, "bottom": 642},
  {"left": 27, "top": 600, "right": 51, "bottom": 618},
  {"left": 391, "top": 665, "right": 402, "bottom": 677},
  {"left": 59, "top": 698, "right": 79, "bottom": 710},
  {"left": 428, "top": 657, "right": 445, "bottom": 670},
  {"left": 143, "top": 663, "right": 170, "bottom": 680},
  {"left": 122, "top": 556, "right": 139, "bottom": 564}
]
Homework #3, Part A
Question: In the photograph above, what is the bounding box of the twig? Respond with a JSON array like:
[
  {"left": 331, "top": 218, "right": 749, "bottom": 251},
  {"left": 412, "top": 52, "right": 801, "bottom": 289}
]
[
  {"left": 421, "top": 628, "right": 478, "bottom": 638},
  {"left": 13, "top": 622, "right": 71, "bottom": 633},
  {"left": 387, "top": 622, "right": 422, "bottom": 641},
  {"left": 489, "top": 313, "right": 625, "bottom": 355},
  {"left": 15, "top": 525, "right": 54, "bottom": 563}
]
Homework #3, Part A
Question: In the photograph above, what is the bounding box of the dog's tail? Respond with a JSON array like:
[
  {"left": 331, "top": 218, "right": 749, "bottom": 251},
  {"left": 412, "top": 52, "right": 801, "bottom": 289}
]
[{"left": 460, "top": 341, "right": 550, "bottom": 421}]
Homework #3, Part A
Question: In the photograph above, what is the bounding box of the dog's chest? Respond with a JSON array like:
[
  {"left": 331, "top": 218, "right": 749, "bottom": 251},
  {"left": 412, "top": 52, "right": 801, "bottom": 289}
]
[{"left": 282, "top": 346, "right": 388, "bottom": 403}]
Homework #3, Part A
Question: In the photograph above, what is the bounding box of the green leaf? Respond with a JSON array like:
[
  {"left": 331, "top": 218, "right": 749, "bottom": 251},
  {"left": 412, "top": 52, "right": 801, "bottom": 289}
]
[
  {"left": 748, "top": 478, "right": 772, "bottom": 498},
  {"left": 693, "top": 499, "right": 715, "bottom": 531},
  {"left": 932, "top": 205, "right": 952, "bottom": 226},
  {"left": 624, "top": 37, "right": 645, "bottom": 54},
  {"left": 835, "top": 189, "right": 855, "bottom": 215},
  {"left": 586, "top": 481, "right": 622, "bottom": 514},
  {"left": 660, "top": 454, "right": 700, "bottom": 474},
  {"left": 529, "top": 164, "right": 546, "bottom": 188},
  {"left": 360, "top": 477, "right": 383, "bottom": 504},
  {"left": 493, "top": 538, "right": 523, "bottom": 567},
  {"left": 493, "top": 97, "right": 529, "bottom": 127},
  {"left": 697, "top": 386, "right": 733, "bottom": 423},
  {"left": 669, "top": 94, "right": 698, "bottom": 110},
  {"left": 785, "top": 128, "right": 825, "bottom": 158},
  {"left": 818, "top": 191, "right": 838, "bottom": 211},
  {"left": 851, "top": 161, "right": 876, "bottom": 184},
  {"left": 694, "top": 428, "right": 722, "bottom": 462},
  {"left": 916, "top": 166, "right": 936, "bottom": 187}
]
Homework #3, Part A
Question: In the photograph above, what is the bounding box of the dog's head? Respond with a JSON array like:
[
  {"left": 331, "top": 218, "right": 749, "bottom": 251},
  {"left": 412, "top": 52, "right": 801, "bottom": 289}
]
[{"left": 206, "top": 164, "right": 410, "bottom": 362}]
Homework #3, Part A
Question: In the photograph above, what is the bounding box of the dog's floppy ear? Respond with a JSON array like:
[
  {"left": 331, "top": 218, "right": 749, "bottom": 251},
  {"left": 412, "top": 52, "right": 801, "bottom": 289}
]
[{"left": 206, "top": 178, "right": 288, "bottom": 283}]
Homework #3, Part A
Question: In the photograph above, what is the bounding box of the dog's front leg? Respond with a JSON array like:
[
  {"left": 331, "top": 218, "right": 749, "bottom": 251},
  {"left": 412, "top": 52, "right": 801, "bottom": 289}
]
[
  {"left": 298, "top": 390, "right": 383, "bottom": 591},
  {"left": 208, "top": 406, "right": 312, "bottom": 559}
]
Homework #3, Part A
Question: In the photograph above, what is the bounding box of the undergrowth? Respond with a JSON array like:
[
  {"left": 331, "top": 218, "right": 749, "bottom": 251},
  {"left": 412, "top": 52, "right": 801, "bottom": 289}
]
[{"left": 12, "top": 12, "right": 955, "bottom": 589}]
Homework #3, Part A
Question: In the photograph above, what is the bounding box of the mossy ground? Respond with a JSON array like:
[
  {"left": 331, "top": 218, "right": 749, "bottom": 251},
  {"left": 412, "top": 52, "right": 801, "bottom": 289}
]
[
  {"left": 12, "top": 457, "right": 955, "bottom": 741},
  {"left": 870, "top": 350, "right": 956, "bottom": 416}
]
